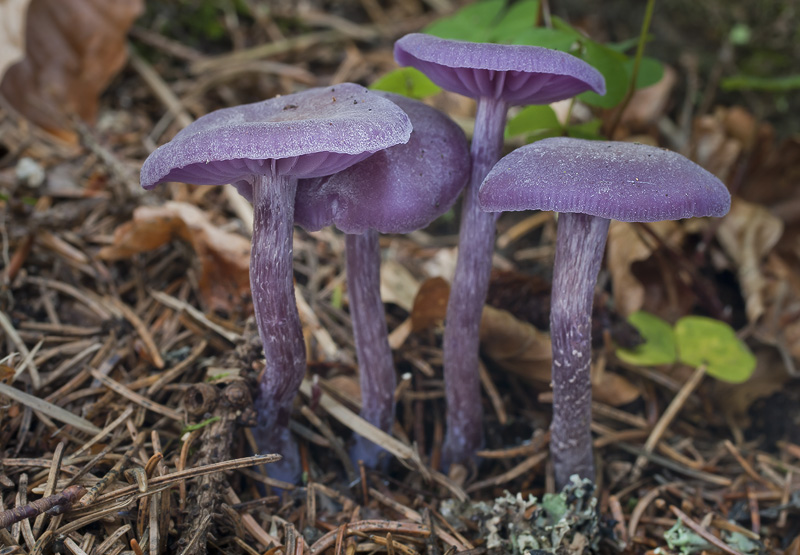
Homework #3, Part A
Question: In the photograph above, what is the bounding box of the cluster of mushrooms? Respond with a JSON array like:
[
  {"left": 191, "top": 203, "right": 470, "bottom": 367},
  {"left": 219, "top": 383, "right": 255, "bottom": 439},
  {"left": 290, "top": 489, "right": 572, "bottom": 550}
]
[{"left": 141, "top": 34, "right": 731, "bottom": 489}]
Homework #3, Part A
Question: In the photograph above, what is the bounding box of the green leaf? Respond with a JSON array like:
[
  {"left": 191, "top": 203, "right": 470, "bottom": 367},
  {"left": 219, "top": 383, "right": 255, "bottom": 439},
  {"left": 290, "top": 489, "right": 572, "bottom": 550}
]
[
  {"left": 566, "top": 118, "right": 603, "bottom": 140},
  {"left": 423, "top": 0, "right": 506, "bottom": 42},
  {"left": 505, "top": 105, "right": 561, "bottom": 138},
  {"left": 616, "top": 311, "right": 677, "bottom": 366},
  {"left": 487, "top": 0, "right": 540, "bottom": 42},
  {"left": 674, "top": 316, "right": 756, "bottom": 383},
  {"left": 371, "top": 68, "right": 442, "bottom": 100},
  {"left": 550, "top": 15, "right": 583, "bottom": 39},
  {"left": 721, "top": 74, "right": 800, "bottom": 92},
  {"left": 511, "top": 27, "right": 578, "bottom": 51},
  {"left": 576, "top": 41, "right": 627, "bottom": 108},
  {"left": 625, "top": 56, "right": 664, "bottom": 89}
]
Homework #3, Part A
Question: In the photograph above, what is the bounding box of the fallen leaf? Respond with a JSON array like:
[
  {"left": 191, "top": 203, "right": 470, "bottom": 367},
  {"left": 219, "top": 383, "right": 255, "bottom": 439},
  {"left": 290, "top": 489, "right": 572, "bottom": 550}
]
[
  {"left": 0, "top": 0, "right": 29, "bottom": 80},
  {"left": 619, "top": 65, "right": 677, "bottom": 130},
  {"left": 691, "top": 106, "right": 745, "bottom": 182},
  {"left": 591, "top": 369, "right": 641, "bottom": 407},
  {"left": 410, "top": 276, "right": 450, "bottom": 333},
  {"left": 479, "top": 304, "right": 552, "bottom": 383},
  {"left": 606, "top": 220, "right": 684, "bottom": 318},
  {"left": 380, "top": 259, "right": 419, "bottom": 312},
  {"left": 98, "top": 201, "right": 251, "bottom": 314},
  {"left": 716, "top": 197, "right": 783, "bottom": 323},
  {"left": 0, "top": 0, "right": 143, "bottom": 142}
]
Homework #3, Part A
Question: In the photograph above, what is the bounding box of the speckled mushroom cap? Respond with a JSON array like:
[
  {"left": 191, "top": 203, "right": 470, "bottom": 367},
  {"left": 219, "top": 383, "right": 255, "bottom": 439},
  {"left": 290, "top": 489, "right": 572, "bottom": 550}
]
[
  {"left": 479, "top": 138, "right": 731, "bottom": 222},
  {"left": 394, "top": 34, "right": 605, "bottom": 105},
  {"left": 292, "top": 92, "right": 470, "bottom": 234},
  {"left": 140, "top": 83, "right": 412, "bottom": 189}
]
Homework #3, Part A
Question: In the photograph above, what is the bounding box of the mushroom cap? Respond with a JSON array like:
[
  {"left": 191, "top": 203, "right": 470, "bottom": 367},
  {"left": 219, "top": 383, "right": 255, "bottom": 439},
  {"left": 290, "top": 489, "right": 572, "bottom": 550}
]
[
  {"left": 293, "top": 92, "right": 470, "bottom": 234},
  {"left": 394, "top": 33, "right": 605, "bottom": 105},
  {"left": 140, "top": 83, "right": 412, "bottom": 189},
  {"left": 479, "top": 138, "right": 731, "bottom": 222}
]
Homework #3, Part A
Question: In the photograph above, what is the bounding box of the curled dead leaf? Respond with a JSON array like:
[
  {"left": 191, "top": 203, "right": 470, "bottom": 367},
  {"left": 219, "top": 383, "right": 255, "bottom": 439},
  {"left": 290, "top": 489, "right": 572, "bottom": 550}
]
[
  {"left": 0, "top": 0, "right": 143, "bottom": 142},
  {"left": 716, "top": 197, "right": 783, "bottom": 323},
  {"left": 479, "top": 304, "right": 552, "bottom": 383},
  {"left": 410, "top": 276, "right": 449, "bottom": 333},
  {"left": 606, "top": 220, "right": 684, "bottom": 318},
  {"left": 98, "top": 201, "right": 251, "bottom": 314},
  {"left": 0, "top": 0, "right": 29, "bottom": 79}
]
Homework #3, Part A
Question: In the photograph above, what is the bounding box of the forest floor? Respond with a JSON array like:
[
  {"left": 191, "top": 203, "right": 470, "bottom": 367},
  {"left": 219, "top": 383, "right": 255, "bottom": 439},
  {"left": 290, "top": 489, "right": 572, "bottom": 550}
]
[{"left": 1, "top": 0, "right": 799, "bottom": 554}]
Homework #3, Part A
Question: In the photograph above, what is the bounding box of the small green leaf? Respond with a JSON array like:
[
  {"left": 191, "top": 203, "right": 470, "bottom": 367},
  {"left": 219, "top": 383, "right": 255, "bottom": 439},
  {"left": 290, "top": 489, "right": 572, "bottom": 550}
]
[
  {"left": 505, "top": 105, "right": 561, "bottom": 138},
  {"left": 182, "top": 416, "right": 221, "bottom": 434},
  {"left": 625, "top": 56, "right": 664, "bottom": 90},
  {"left": 576, "top": 41, "right": 627, "bottom": 108},
  {"left": 511, "top": 27, "right": 578, "bottom": 51},
  {"left": 674, "top": 316, "right": 756, "bottom": 383},
  {"left": 722, "top": 74, "right": 800, "bottom": 92},
  {"left": 616, "top": 311, "right": 677, "bottom": 366},
  {"left": 423, "top": 0, "right": 506, "bottom": 42},
  {"left": 566, "top": 118, "right": 603, "bottom": 140},
  {"left": 371, "top": 68, "right": 442, "bottom": 100},
  {"left": 487, "top": 0, "right": 540, "bottom": 42}
]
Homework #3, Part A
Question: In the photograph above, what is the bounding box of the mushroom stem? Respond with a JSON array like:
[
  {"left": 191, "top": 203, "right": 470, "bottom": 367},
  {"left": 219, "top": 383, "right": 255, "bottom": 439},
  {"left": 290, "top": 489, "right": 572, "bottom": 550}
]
[
  {"left": 250, "top": 171, "right": 304, "bottom": 483},
  {"left": 346, "top": 230, "right": 395, "bottom": 467},
  {"left": 442, "top": 96, "right": 508, "bottom": 467},
  {"left": 550, "top": 211, "right": 609, "bottom": 489}
]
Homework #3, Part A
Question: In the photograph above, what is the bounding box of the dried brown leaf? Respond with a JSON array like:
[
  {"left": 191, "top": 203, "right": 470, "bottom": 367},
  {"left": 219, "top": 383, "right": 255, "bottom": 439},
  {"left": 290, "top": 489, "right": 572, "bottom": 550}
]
[
  {"left": 619, "top": 65, "right": 677, "bottom": 130},
  {"left": 410, "top": 276, "right": 449, "bottom": 333},
  {"left": 0, "top": 0, "right": 29, "bottom": 79},
  {"left": 592, "top": 369, "right": 640, "bottom": 407},
  {"left": 380, "top": 259, "right": 419, "bottom": 312},
  {"left": 99, "top": 201, "right": 251, "bottom": 313},
  {"left": 716, "top": 197, "right": 783, "bottom": 323},
  {"left": 479, "top": 304, "right": 552, "bottom": 383},
  {"left": 606, "top": 220, "right": 684, "bottom": 317},
  {"left": 0, "top": 0, "right": 143, "bottom": 142},
  {"left": 691, "top": 107, "right": 745, "bottom": 182}
]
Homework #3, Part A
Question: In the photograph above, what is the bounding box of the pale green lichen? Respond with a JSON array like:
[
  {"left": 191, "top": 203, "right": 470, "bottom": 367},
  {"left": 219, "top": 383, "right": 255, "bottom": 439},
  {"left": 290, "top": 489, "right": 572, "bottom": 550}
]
[{"left": 440, "top": 475, "right": 600, "bottom": 554}]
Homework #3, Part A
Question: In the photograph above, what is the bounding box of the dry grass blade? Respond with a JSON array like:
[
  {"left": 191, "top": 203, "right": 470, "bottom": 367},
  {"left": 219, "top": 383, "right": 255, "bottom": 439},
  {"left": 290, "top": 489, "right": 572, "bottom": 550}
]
[
  {"left": 310, "top": 520, "right": 431, "bottom": 554},
  {"left": 631, "top": 364, "right": 707, "bottom": 480},
  {"left": 149, "top": 290, "right": 241, "bottom": 342},
  {"left": 0, "top": 311, "right": 40, "bottom": 389},
  {"left": 88, "top": 454, "right": 281, "bottom": 506},
  {"left": 0, "top": 383, "right": 101, "bottom": 435},
  {"left": 466, "top": 451, "right": 548, "bottom": 493},
  {"left": 298, "top": 379, "right": 414, "bottom": 461},
  {"left": 88, "top": 370, "right": 183, "bottom": 422}
]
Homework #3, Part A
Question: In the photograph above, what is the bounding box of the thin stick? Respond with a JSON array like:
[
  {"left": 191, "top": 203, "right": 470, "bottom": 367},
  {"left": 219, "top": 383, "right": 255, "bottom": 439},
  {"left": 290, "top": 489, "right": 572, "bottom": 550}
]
[{"left": 631, "top": 364, "right": 706, "bottom": 480}]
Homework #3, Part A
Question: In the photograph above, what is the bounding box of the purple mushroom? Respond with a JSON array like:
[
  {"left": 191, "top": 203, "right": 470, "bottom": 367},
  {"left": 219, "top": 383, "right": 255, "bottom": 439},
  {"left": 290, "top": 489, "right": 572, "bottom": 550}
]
[
  {"left": 141, "top": 84, "right": 411, "bottom": 482},
  {"left": 479, "top": 137, "right": 731, "bottom": 488},
  {"left": 293, "top": 92, "right": 470, "bottom": 468},
  {"left": 394, "top": 33, "right": 605, "bottom": 466}
]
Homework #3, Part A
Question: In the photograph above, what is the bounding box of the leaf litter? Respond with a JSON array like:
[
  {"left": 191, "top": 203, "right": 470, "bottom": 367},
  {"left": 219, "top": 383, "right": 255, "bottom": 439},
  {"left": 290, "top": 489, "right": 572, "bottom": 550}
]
[{"left": 0, "top": 0, "right": 799, "bottom": 554}]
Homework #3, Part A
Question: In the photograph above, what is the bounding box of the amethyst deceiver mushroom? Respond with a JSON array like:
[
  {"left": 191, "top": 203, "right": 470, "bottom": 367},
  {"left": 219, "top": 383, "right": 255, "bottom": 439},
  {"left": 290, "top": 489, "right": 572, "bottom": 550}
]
[
  {"left": 293, "top": 92, "right": 470, "bottom": 468},
  {"left": 478, "top": 137, "right": 731, "bottom": 488},
  {"left": 140, "top": 84, "right": 411, "bottom": 482},
  {"left": 394, "top": 33, "right": 606, "bottom": 466}
]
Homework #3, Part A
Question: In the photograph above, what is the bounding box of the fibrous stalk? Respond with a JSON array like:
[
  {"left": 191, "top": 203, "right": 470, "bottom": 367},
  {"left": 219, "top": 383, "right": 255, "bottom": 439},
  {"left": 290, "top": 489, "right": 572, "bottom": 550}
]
[
  {"left": 550, "top": 211, "right": 609, "bottom": 488},
  {"left": 442, "top": 96, "right": 508, "bottom": 467},
  {"left": 250, "top": 171, "right": 305, "bottom": 483},
  {"left": 346, "top": 230, "right": 396, "bottom": 467}
]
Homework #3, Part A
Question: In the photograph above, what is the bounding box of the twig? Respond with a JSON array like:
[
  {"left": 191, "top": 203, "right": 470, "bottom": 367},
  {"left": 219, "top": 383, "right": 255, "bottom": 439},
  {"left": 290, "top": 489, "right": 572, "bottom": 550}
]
[
  {"left": 0, "top": 486, "right": 85, "bottom": 530},
  {"left": 631, "top": 364, "right": 706, "bottom": 480}
]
